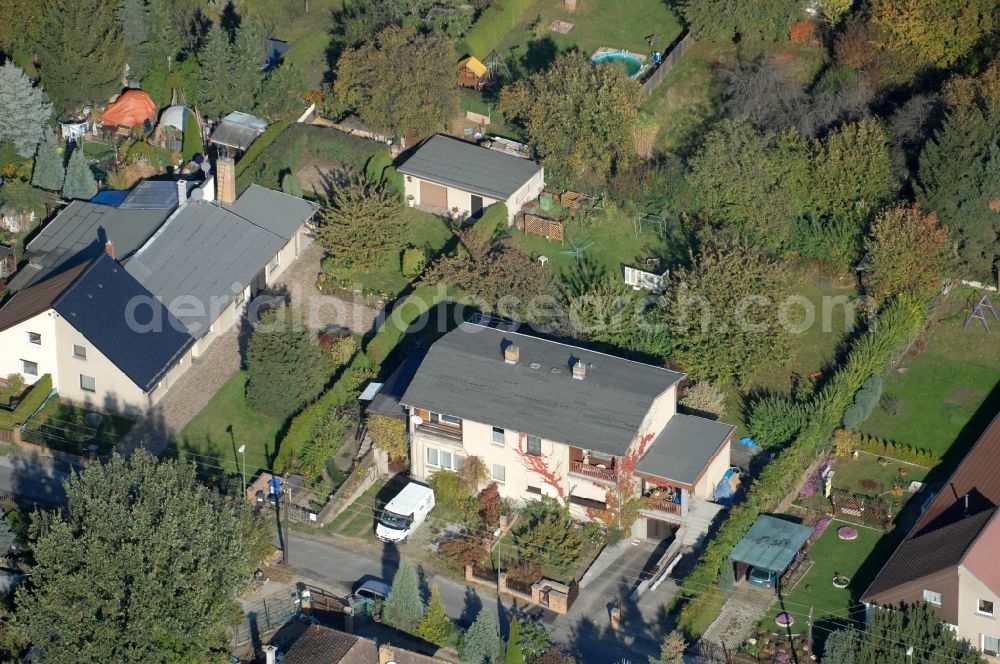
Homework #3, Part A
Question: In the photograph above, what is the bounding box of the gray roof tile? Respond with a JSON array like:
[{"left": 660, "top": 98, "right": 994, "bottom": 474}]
[{"left": 636, "top": 414, "right": 734, "bottom": 485}]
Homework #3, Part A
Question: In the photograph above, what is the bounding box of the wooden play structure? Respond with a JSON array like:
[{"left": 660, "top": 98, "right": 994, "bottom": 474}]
[{"left": 457, "top": 56, "right": 495, "bottom": 90}]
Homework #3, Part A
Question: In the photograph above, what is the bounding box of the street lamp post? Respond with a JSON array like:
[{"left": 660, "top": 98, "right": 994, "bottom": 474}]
[{"left": 237, "top": 444, "right": 247, "bottom": 496}]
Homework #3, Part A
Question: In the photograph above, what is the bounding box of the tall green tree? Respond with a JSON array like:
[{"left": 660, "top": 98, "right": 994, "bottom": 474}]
[
  {"left": 227, "top": 18, "right": 267, "bottom": 112},
  {"left": 504, "top": 618, "right": 525, "bottom": 664},
  {"left": 14, "top": 451, "right": 255, "bottom": 663},
  {"left": 315, "top": 179, "right": 402, "bottom": 271},
  {"left": 809, "top": 119, "right": 894, "bottom": 225},
  {"left": 659, "top": 241, "right": 791, "bottom": 385},
  {"left": 62, "top": 147, "right": 98, "bottom": 201},
  {"left": 245, "top": 306, "right": 329, "bottom": 420},
  {"left": 417, "top": 583, "right": 451, "bottom": 647},
  {"left": 499, "top": 51, "right": 639, "bottom": 187},
  {"left": 681, "top": 0, "right": 800, "bottom": 43},
  {"left": 197, "top": 23, "right": 233, "bottom": 118},
  {"left": 918, "top": 105, "right": 1000, "bottom": 280},
  {"left": 118, "top": 0, "right": 150, "bottom": 77},
  {"left": 382, "top": 560, "right": 423, "bottom": 634},
  {"left": 871, "top": 0, "right": 998, "bottom": 69},
  {"left": 864, "top": 205, "right": 951, "bottom": 305},
  {"left": 145, "top": 0, "right": 183, "bottom": 66},
  {"left": 517, "top": 617, "right": 550, "bottom": 660},
  {"left": 334, "top": 25, "right": 458, "bottom": 135},
  {"left": 461, "top": 607, "right": 500, "bottom": 664},
  {"left": 32, "top": 131, "right": 65, "bottom": 192},
  {"left": 688, "top": 120, "right": 810, "bottom": 252},
  {"left": 32, "top": 0, "right": 126, "bottom": 110},
  {"left": 0, "top": 63, "right": 53, "bottom": 159},
  {"left": 255, "top": 62, "right": 306, "bottom": 120}
]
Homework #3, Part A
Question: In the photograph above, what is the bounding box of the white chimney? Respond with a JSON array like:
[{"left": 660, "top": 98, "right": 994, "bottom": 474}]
[
  {"left": 572, "top": 360, "right": 586, "bottom": 380},
  {"left": 263, "top": 645, "right": 277, "bottom": 664},
  {"left": 198, "top": 175, "right": 215, "bottom": 203},
  {"left": 176, "top": 180, "right": 188, "bottom": 208}
]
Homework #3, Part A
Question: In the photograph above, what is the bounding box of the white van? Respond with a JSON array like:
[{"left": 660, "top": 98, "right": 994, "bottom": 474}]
[{"left": 375, "top": 482, "right": 435, "bottom": 543}]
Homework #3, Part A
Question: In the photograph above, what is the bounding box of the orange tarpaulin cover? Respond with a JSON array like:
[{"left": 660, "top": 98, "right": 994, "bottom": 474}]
[{"left": 101, "top": 89, "right": 157, "bottom": 127}]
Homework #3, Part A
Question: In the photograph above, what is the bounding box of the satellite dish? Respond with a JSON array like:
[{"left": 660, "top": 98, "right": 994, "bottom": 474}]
[
  {"left": 190, "top": 188, "right": 204, "bottom": 202},
  {"left": 409, "top": 415, "right": 424, "bottom": 426},
  {"left": 200, "top": 161, "right": 211, "bottom": 173}
]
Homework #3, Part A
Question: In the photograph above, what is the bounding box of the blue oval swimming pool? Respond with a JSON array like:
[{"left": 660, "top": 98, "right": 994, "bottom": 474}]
[{"left": 591, "top": 51, "right": 642, "bottom": 78}]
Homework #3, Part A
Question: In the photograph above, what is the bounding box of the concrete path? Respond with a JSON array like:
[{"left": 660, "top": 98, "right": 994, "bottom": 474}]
[
  {"left": 700, "top": 583, "right": 777, "bottom": 649},
  {"left": 270, "top": 242, "right": 382, "bottom": 335}
]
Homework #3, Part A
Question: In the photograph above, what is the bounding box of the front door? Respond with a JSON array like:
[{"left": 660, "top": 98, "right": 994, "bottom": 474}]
[{"left": 470, "top": 195, "right": 484, "bottom": 219}]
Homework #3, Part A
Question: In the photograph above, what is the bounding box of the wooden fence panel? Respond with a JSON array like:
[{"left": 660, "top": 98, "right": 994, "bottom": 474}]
[{"left": 640, "top": 31, "right": 694, "bottom": 99}]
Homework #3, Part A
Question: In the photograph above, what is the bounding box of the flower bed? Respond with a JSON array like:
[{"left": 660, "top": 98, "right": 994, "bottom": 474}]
[
  {"left": 837, "top": 526, "right": 858, "bottom": 540},
  {"left": 775, "top": 612, "right": 794, "bottom": 627},
  {"left": 832, "top": 574, "right": 850, "bottom": 589}
]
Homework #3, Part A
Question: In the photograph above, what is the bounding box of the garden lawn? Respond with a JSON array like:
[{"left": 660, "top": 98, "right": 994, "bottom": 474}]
[
  {"left": 493, "top": 0, "right": 682, "bottom": 75},
  {"left": 327, "top": 478, "right": 386, "bottom": 539},
  {"left": 862, "top": 290, "right": 1000, "bottom": 457},
  {"left": 829, "top": 452, "right": 928, "bottom": 498},
  {"left": 241, "top": 0, "right": 345, "bottom": 87},
  {"left": 640, "top": 45, "right": 721, "bottom": 157},
  {"left": 326, "top": 208, "right": 454, "bottom": 300},
  {"left": 172, "top": 371, "right": 283, "bottom": 479},
  {"left": 725, "top": 276, "right": 858, "bottom": 437},
  {"left": 768, "top": 522, "right": 883, "bottom": 627},
  {"left": 510, "top": 207, "right": 687, "bottom": 282}
]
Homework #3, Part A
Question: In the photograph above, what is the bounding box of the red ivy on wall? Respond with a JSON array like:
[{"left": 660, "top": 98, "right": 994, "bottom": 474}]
[
  {"left": 514, "top": 432, "right": 566, "bottom": 500},
  {"left": 586, "top": 431, "right": 655, "bottom": 528}
]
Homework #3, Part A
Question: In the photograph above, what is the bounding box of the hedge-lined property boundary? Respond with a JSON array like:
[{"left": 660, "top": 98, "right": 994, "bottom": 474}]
[
  {"left": 235, "top": 120, "right": 291, "bottom": 180},
  {"left": 0, "top": 375, "right": 53, "bottom": 432},
  {"left": 675, "top": 296, "right": 926, "bottom": 636}
]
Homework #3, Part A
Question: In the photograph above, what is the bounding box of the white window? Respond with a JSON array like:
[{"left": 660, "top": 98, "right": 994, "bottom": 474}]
[
  {"left": 492, "top": 427, "right": 505, "bottom": 446},
  {"left": 21, "top": 360, "right": 37, "bottom": 376},
  {"left": 979, "top": 599, "right": 995, "bottom": 616},
  {"left": 426, "top": 447, "right": 462, "bottom": 470},
  {"left": 26, "top": 332, "right": 41, "bottom": 345},
  {"left": 492, "top": 464, "right": 506, "bottom": 483},
  {"left": 983, "top": 634, "right": 1000, "bottom": 657},
  {"left": 79, "top": 374, "right": 96, "bottom": 393},
  {"left": 439, "top": 413, "right": 461, "bottom": 426},
  {"left": 73, "top": 344, "right": 87, "bottom": 359},
  {"left": 923, "top": 589, "right": 942, "bottom": 606},
  {"left": 527, "top": 435, "right": 542, "bottom": 456},
  {"left": 236, "top": 289, "right": 246, "bottom": 305},
  {"left": 268, "top": 254, "right": 279, "bottom": 273}
]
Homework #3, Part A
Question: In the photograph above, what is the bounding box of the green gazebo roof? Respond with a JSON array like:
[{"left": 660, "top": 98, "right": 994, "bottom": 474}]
[{"left": 729, "top": 515, "right": 812, "bottom": 574}]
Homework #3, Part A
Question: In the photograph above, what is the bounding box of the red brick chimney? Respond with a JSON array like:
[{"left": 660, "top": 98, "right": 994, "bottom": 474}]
[{"left": 105, "top": 240, "right": 116, "bottom": 260}]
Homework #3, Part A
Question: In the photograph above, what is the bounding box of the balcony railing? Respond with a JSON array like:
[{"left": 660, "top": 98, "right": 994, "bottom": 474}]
[
  {"left": 569, "top": 459, "right": 615, "bottom": 482},
  {"left": 415, "top": 422, "right": 463, "bottom": 443},
  {"left": 643, "top": 497, "right": 683, "bottom": 516}
]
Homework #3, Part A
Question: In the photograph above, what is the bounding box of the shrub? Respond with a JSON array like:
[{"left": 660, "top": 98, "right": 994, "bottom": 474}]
[
  {"left": 477, "top": 483, "right": 503, "bottom": 527},
  {"left": 458, "top": 455, "right": 490, "bottom": 494},
  {"left": 317, "top": 332, "right": 358, "bottom": 371},
  {"left": 440, "top": 535, "right": 486, "bottom": 568},
  {"left": 235, "top": 120, "right": 290, "bottom": 179},
  {"left": 417, "top": 583, "right": 451, "bottom": 647},
  {"left": 843, "top": 374, "right": 883, "bottom": 429},
  {"left": 879, "top": 393, "right": 900, "bottom": 416},
  {"left": 832, "top": 428, "right": 859, "bottom": 457},
  {"left": 680, "top": 382, "right": 727, "bottom": 418},
  {"left": 747, "top": 396, "right": 806, "bottom": 447},
  {"left": 106, "top": 157, "right": 160, "bottom": 190},
  {"left": 842, "top": 402, "right": 866, "bottom": 430},
  {"left": 125, "top": 140, "right": 157, "bottom": 164},
  {"left": 430, "top": 470, "right": 475, "bottom": 511},
  {"left": 514, "top": 498, "right": 582, "bottom": 569},
  {"left": 401, "top": 246, "right": 428, "bottom": 279},
  {"left": 364, "top": 149, "right": 403, "bottom": 197},
  {"left": 368, "top": 415, "right": 408, "bottom": 464},
  {"left": 506, "top": 557, "right": 542, "bottom": 587}
]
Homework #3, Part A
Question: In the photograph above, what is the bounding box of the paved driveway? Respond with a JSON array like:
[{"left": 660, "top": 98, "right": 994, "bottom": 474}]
[{"left": 700, "top": 583, "right": 777, "bottom": 649}]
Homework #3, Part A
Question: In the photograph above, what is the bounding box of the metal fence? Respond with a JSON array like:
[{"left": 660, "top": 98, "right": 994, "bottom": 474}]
[
  {"left": 640, "top": 31, "right": 694, "bottom": 99},
  {"left": 232, "top": 590, "right": 301, "bottom": 646}
]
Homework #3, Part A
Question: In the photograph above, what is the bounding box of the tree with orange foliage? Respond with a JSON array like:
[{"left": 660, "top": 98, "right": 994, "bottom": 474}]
[{"left": 863, "top": 205, "right": 951, "bottom": 305}]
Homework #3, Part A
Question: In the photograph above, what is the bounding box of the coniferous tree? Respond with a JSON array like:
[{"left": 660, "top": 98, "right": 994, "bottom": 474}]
[
  {"left": 197, "top": 24, "right": 232, "bottom": 119},
  {"left": 145, "top": 0, "right": 183, "bottom": 66},
  {"left": 32, "top": 132, "right": 65, "bottom": 192},
  {"left": 62, "top": 147, "right": 98, "bottom": 201},
  {"left": 227, "top": 18, "right": 266, "bottom": 112},
  {"left": 461, "top": 608, "right": 500, "bottom": 664},
  {"left": 118, "top": 0, "right": 150, "bottom": 78},
  {"left": 255, "top": 62, "right": 306, "bottom": 120},
  {"left": 382, "top": 561, "right": 423, "bottom": 634},
  {"left": 33, "top": 0, "right": 126, "bottom": 110},
  {"left": 0, "top": 63, "right": 53, "bottom": 159},
  {"left": 416, "top": 583, "right": 451, "bottom": 647},
  {"left": 244, "top": 307, "right": 328, "bottom": 420},
  {"left": 504, "top": 618, "right": 525, "bottom": 664}
]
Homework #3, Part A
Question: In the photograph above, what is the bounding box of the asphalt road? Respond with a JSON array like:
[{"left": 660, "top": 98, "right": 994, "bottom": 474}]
[{"left": 0, "top": 455, "right": 70, "bottom": 506}]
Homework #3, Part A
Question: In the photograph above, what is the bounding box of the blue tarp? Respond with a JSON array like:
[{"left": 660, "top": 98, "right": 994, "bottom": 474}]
[
  {"left": 715, "top": 467, "right": 737, "bottom": 505},
  {"left": 738, "top": 436, "right": 760, "bottom": 449},
  {"left": 90, "top": 190, "right": 130, "bottom": 207}
]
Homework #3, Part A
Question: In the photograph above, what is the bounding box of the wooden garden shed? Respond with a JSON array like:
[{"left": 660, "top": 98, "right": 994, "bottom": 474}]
[{"left": 457, "top": 56, "right": 493, "bottom": 90}]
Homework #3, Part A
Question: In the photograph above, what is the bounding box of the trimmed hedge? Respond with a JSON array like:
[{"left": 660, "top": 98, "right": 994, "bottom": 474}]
[
  {"left": 235, "top": 120, "right": 291, "bottom": 179},
  {"left": 676, "top": 296, "right": 925, "bottom": 636},
  {"left": 457, "top": 0, "right": 533, "bottom": 58},
  {"left": 0, "top": 375, "right": 53, "bottom": 431},
  {"left": 833, "top": 429, "right": 939, "bottom": 467}
]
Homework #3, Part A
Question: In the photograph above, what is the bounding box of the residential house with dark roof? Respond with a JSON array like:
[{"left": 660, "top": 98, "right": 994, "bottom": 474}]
[
  {"left": 0, "top": 167, "right": 317, "bottom": 415},
  {"left": 397, "top": 134, "right": 544, "bottom": 223},
  {"left": 393, "top": 320, "right": 734, "bottom": 539},
  {"left": 862, "top": 412, "right": 1000, "bottom": 661},
  {"left": 0, "top": 255, "right": 193, "bottom": 414}
]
